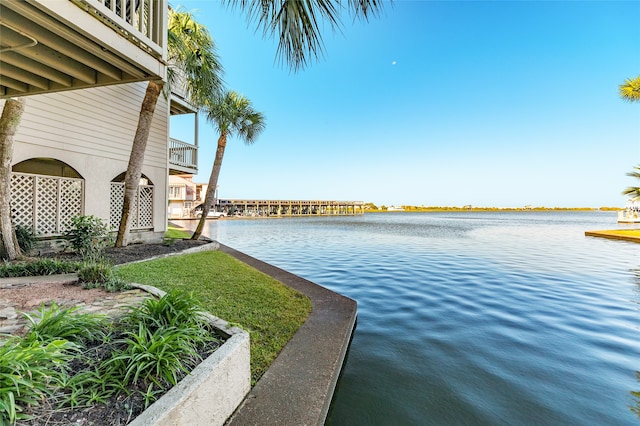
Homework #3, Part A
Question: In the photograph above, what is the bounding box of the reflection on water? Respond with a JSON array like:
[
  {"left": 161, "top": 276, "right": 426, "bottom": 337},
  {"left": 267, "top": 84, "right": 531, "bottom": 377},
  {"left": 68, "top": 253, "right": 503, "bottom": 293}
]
[{"left": 176, "top": 212, "right": 640, "bottom": 425}]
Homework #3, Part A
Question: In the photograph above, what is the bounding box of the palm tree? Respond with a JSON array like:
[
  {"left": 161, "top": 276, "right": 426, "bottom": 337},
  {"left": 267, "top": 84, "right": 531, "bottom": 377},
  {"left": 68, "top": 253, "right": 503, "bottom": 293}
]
[
  {"left": 620, "top": 75, "right": 640, "bottom": 102},
  {"left": 620, "top": 77, "right": 639, "bottom": 204},
  {"left": 223, "top": 0, "right": 386, "bottom": 71},
  {"left": 191, "top": 91, "right": 265, "bottom": 240},
  {"left": 115, "top": 9, "right": 223, "bottom": 246},
  {"left": 166, "top": 7, "right": 224, "bottom": 107},
  {"left": 0, "top": 98, "right": 26, "bottom": 259},
  {"left": 623, "top": 165, "right": 640, "bottom": 200}
]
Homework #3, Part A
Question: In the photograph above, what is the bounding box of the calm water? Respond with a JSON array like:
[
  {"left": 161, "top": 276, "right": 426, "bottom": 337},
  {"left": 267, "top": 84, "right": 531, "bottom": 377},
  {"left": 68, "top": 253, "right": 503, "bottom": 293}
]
[{"left": 180, "top": 211, "right": 640, "bottom": 425}]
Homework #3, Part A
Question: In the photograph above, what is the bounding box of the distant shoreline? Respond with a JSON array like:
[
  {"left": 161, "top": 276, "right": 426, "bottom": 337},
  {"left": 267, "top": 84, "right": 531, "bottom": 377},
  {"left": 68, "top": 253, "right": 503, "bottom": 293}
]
[{"left": 367, "top": 207, "right": 618, "bottom": 213}]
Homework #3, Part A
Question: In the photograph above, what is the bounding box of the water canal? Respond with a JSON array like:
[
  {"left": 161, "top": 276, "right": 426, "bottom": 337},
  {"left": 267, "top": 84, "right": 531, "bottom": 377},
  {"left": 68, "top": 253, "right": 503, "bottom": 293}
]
[{"left": 188, "top": 211, "right": 640, "bottom": 425}]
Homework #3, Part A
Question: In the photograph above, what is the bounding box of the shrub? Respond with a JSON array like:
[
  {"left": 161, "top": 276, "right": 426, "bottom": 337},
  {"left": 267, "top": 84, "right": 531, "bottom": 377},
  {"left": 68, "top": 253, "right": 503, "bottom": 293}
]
[
  {"left": 77, "top": 262, "right": 113, "bottom": 284},
  {"left": 0, "top": 259, "right": 82, "bottom": 278},
  {"left": 64, "top": 215, "right": 112, "bottom": 262},
  {"left": 14, "top": 225, "right": 37, "bottom": 254},
  {"left": 77, "top": 261, "right": 130, "bottom": 292}
]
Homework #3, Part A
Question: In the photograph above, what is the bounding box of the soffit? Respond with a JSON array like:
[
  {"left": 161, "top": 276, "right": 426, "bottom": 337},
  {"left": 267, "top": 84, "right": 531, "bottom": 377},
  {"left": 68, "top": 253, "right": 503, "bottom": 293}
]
[{"left": 0, "top": 0, "right": 164, "bottom": 99}]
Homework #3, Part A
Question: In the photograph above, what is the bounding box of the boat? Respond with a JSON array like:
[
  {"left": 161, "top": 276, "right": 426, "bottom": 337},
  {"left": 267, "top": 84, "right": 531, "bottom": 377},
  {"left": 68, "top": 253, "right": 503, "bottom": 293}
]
[{"left": 618, "top": 200, "right": 640, "bottom": 223}]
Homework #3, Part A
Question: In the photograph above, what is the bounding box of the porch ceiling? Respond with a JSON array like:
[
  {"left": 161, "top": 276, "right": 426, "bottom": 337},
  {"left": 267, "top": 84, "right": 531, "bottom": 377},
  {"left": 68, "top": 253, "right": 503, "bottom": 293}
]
[{"left": 0, "top": 0, "right": 165, "bottom": 99}]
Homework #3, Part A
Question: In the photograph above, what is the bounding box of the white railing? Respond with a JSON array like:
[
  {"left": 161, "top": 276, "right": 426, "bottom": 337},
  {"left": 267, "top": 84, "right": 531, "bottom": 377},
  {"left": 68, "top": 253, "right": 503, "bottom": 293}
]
[
  {"left": 169, "top": 138, "right": 197, "bottom": 170},
  {"left": 74, "top": 0, "right": 164, "bottom": 57}
]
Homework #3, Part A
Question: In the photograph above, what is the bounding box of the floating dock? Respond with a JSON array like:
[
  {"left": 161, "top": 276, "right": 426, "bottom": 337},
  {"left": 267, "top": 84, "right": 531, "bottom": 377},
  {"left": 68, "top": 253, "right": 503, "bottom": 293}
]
[{"left": 215, "top": 199, "right": 364, "bottom": 217}]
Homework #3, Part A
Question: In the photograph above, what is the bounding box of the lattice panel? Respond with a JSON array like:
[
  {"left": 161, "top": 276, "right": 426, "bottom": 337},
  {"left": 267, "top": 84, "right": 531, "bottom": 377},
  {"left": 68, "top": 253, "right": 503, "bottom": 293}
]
[
  {"left": 132, "top": 187, "right": 139, "bottom": 228},
  {"left": 109, "top": 183, "right": 153, "bottom": 230},
  {"left": 59, "top": 180, "right": 83, "bottom": 233},
  {"left": 35, "top": 177, "right": 59, "bottom": 235},
  {"left": 137, "top": 186, "right": 153, "bottom": 228},
  {"left": 11, "top": 174, "right": 34, "bottom": 228},
  {"left": 110, "top": 183, "right": 125, "bottom": 229}
]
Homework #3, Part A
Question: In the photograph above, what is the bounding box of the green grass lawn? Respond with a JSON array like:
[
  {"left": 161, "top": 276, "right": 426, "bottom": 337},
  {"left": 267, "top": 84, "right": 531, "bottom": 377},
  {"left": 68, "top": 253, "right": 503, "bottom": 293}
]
[
  {"left": 165, "top": 223, "right": 192, "bottom": 239},
  {"left": 116, "top": 250, "right": 312, "bottom": 383}
]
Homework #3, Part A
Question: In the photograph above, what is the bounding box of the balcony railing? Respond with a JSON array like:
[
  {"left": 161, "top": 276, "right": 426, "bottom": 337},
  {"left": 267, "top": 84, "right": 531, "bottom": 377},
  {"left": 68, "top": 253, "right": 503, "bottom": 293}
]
[
  {"left": 169, "top": 138, "right": 197, "bottom": 173},
  {"left": 75, "top": 0, "right": 164, "bottom": 58}
]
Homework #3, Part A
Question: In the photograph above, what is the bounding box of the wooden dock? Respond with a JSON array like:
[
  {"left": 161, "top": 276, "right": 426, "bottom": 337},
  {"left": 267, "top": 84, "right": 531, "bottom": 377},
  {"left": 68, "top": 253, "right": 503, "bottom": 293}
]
[{"left": 215, "top": 199, "right": 364, "bottom": 217}]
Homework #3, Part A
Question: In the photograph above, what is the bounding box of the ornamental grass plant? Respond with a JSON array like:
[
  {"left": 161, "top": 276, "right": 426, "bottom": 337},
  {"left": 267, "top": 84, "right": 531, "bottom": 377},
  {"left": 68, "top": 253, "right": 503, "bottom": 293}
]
[{"left": 0, "top": 291, "right": 221, "bottom": 425}]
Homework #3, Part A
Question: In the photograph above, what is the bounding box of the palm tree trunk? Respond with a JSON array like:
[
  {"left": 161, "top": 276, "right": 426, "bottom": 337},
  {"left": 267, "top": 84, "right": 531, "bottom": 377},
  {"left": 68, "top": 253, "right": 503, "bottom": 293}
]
[
  {"left": 0, "top": 98, "right": 25, "bottom": 260},
  {"left": 192, "top": 132, "right": 227, "bottom": 240},
  {"left": 115, "top": 80, "right": 164, "bottom": 247}
]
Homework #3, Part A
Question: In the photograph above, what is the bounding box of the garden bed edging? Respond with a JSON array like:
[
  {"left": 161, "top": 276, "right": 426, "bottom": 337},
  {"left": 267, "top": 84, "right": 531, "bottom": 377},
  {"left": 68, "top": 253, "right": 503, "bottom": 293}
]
[{"left": 128, "top": 284, "right": 251, "bottom": 426}]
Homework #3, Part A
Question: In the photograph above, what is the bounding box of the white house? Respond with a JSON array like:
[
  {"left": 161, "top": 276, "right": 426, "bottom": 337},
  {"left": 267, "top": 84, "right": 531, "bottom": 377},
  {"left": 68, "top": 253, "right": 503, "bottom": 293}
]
[{"left": 0, "top": 0, "right": 198, "bottom": 245}]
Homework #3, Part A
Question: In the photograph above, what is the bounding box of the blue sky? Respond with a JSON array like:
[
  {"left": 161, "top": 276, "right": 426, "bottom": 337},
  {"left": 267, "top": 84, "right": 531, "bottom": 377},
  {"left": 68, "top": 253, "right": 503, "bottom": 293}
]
[{"left": 170, "top": 0, "right": 640, "bottom": 208}]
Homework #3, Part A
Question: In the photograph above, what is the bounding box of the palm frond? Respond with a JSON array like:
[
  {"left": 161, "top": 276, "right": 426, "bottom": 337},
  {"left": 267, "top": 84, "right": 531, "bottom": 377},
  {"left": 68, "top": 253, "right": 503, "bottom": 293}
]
[
  {"left": 167, "top": 8, "right": 224, "bottom": 107},
  {"left": 623, "top": 186, "right": 640, "bottom": 200},
  {"left": 204, "top": 90, "right": 266, "bottom": 145},
  {"left": 620, "top": 75, "right": 640, "bottom": 103},
  {"left": 222, "top": 0, "right": 385, "bottom": 71}
]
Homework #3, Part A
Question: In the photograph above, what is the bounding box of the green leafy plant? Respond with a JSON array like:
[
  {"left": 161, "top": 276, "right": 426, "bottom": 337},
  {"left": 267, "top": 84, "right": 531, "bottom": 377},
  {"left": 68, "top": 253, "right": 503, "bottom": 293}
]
[
  {"left": 64, "top": 215, "right": 113, "bottom": 262},
  {"left": 103, "top": 323, "right": 198, "bottom": 389},
  {"left": 14, "top": 225, "right": 37, "bottom": 254},
  {"left": 77, "top": 261, "right": 113, "bottom": 284},
  {"left": 0, "top": 259, "right": 82, "bottom": 278},
  {"left": 77, "top": 261, "right": 130, "bottom": 292},
  {"left": 23, "top": 291, "right": 220, "bottom": 412},
  {"left": 0, "top": 337, "right": 73, "bottom": 425},
  {"left": 162, "top": 236, "right": 178, "bottom": 246},
  {"left": 22, "top": 303, "right": 107, "bottom": 346},
  {"left": 126, "top": 291, "right": 206, "bottom": 331},
  {"left": 103, "top": 276, "right": 130, "bottom": 292}
]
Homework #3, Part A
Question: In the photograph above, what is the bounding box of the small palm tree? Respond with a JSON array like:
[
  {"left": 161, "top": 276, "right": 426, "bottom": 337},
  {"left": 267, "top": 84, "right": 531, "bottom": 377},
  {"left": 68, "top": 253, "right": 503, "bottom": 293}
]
[
  {"left": 623, "top": 165, "right": 640, "bottom": 200},
  {"left": 620, "top": 76, "right": 640, "bottom": 102},
  {"left": 116, "top": 9, "right": 223, "bottom": 246},
  {"left": 191, "top": 91, "right": 265, "bottom": 240}
]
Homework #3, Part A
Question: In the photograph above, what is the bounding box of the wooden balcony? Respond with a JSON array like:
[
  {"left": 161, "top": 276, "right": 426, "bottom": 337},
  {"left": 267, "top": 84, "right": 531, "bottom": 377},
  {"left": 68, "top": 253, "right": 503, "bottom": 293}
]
[
  {"left": 169, "top": 138, "right": 197, "bottom": 174},
  {"left": 0, "top": 0, "right": 167, "bottom": 98}
]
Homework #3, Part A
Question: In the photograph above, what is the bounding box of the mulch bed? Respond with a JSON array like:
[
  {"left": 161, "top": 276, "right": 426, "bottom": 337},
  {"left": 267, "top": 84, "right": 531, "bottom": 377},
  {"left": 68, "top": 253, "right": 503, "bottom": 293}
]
[{"left": 47, "top": 238, "right": 211, "bottom": 265}]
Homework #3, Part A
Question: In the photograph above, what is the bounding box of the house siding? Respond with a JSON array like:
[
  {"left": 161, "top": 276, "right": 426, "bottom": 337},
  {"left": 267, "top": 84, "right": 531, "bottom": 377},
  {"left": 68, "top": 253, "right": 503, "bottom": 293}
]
[{"left": 1, "top": 82, "right": 169, "bottom": 237}]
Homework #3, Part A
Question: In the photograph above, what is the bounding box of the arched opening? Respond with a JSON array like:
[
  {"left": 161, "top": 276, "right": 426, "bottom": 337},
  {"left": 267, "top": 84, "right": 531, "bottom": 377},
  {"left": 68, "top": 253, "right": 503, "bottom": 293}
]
[
  {"left": 109, "top": 172, "right": 155, "bottom": 230},
  {"left": 11, "top": 158, "right": 84, "bottom": 236},
  {"left": 12, "top": 158, "right": 82, "bottom": 179},
  {"left": 110, "top": 172, "right": 154, "bottom": 186}
]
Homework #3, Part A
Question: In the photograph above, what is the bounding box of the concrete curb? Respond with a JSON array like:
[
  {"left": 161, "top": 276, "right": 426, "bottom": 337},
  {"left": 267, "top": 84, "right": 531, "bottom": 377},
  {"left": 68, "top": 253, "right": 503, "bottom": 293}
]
[{"left": 219, "top": 243, "right": 358, "bottom": 426}]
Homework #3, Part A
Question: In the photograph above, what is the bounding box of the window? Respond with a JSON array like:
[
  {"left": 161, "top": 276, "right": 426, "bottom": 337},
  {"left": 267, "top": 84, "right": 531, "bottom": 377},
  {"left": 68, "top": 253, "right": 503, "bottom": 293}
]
[{"left": 169, "top": 185, "right": 182, "bottom": 199}]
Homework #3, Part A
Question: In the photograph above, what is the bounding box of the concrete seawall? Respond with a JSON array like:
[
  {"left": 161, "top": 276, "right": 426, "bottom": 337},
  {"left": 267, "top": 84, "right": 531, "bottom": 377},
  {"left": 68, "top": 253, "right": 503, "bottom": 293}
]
[{"left": 220, "top": 243, "right": 358, "bottom": 426}]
